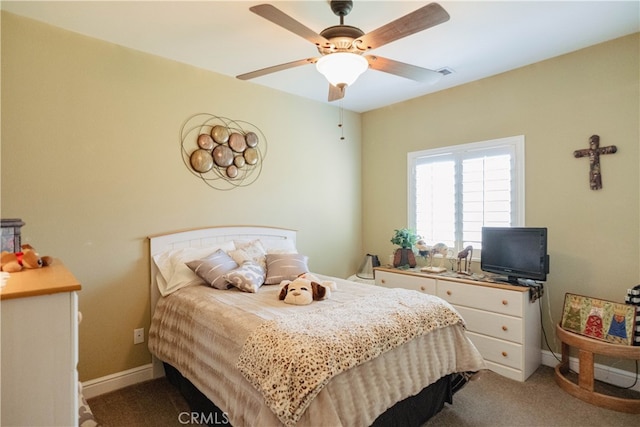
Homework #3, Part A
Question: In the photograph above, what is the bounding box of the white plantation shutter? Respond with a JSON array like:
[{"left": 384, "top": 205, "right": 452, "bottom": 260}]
[
  {"left": 408, "top": 136, "right": 524, "bottom": 257},
  {"left": 415, "top": 156, "right": 456, "bottom": 249}
]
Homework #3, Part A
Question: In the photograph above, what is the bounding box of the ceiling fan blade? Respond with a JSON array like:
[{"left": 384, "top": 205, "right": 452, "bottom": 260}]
[
  {"left": 355, "top": 3, "right": 450, "bottom": 51},
  {"left": 366, "top": 55, "right": 442, "bottom": 84},
  {"left": 237, "top": 57, "right": 317, "bottom": 80},
  {"left": 250, "top": 4, "right": 330, "bottom": 47},
  {"left": 328, "top": 84, "right": 345, "bottom": 102}
]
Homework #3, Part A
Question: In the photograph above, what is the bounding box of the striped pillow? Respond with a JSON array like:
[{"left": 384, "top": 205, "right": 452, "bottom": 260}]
[
  {"left": 264, "top": 253, "right": 309, "bottom": 285},
  {"left": 186, "top": 249, "right": 238, "bottom": 290}
]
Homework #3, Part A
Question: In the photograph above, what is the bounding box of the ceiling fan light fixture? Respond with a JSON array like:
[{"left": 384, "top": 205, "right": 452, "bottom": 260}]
[{"left": 316, "top": 53, "right": 368, "bottom": 87}]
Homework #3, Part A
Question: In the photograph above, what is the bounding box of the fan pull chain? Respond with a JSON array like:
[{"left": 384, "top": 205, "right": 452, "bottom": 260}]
[{"left": 338, "top": 101, "right": 345, "bottom": 140}]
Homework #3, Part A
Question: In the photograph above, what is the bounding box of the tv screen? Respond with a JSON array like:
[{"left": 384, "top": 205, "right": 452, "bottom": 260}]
[{"left": 480, "top": 227, "right": 549, "bottom": 283}]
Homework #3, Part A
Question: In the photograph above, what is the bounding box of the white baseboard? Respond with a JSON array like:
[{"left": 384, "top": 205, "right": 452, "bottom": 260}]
[
  {"left": 80, "top": 351, "right": 638, "bottom": 400},
  {"left": 541, "top": 350, "right": 640, "bottom": 393},
  {"left": 82, "top": 363, "right": 154, "bottom": 399}
]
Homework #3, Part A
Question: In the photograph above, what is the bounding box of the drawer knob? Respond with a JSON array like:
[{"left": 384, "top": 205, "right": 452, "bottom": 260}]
[
  {"left": 381, "top": 279, "right": 386, "bottom": 284},
  {"left": 502, "top": 326, "right": 508, "bottom": 331},
  {"left": 446, "top": 290, "right": 452, "bottom": 296},
  {"left": 501, "top": 351, "right": 508, "bottom": 358},
  {"left": 420, "top": 286, "right": 425, "bottom": 291},
  {"left": 502, "top": 300, "right": 508, "bottom": 306}
]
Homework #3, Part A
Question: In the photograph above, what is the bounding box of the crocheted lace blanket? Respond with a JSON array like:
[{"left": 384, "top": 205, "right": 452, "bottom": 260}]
[{"left": 236, "top": 288, "right": 464, "bottom": 426}]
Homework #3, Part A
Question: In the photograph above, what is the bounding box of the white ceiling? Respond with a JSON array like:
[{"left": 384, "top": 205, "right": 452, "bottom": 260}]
[{"left": 2, "top": 1, "right": 638, "bottom": 113}]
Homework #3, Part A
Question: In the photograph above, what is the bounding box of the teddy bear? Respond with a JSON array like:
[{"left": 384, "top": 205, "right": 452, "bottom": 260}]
[{"left": 1, "top": 244, "right": 52, "bottom": 273}]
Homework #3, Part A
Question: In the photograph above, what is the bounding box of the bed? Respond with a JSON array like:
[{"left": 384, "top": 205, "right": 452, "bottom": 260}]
[{"left": 147, "top": 226, "right": 485, "bottom": 426}]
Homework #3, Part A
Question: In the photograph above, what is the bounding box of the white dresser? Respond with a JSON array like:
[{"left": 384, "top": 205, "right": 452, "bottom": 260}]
[
  {"left": 1, "top": 260, "right": 81, "bottom": 426},
  {"left": 374, "top": 267, "right": 541, "bottom": 382}
]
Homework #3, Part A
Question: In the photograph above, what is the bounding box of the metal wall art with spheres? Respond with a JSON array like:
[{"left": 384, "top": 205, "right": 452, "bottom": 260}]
[{"left": 181, "top": 113, "right": 267, "bottom": 190}]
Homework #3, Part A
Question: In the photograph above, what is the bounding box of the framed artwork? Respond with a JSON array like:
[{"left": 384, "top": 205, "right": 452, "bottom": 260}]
[{"left": 561, "top": 293, "right": 637, "bottom": 346}]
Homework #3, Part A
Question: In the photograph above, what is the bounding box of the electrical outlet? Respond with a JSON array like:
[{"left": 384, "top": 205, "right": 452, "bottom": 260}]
[{"left": 134, "top": 328, "right": 144, "bottom": 344}]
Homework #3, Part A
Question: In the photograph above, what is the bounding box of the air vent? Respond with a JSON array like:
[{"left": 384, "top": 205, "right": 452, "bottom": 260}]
[{"left": 436, "top": 67, "right": 455, "bottom": 76}]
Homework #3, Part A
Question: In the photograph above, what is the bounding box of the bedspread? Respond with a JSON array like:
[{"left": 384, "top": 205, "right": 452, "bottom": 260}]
[
  {"left": 237, "top": 289, "right": 464, "bottom": 426},
  {"left": 149, "top": 276, "right": 485, "bottom": 426}
]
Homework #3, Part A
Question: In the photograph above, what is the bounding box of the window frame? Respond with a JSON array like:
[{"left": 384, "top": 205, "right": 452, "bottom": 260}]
[{"left": 407, "top": 135, "right": 525, "bottom": 258}]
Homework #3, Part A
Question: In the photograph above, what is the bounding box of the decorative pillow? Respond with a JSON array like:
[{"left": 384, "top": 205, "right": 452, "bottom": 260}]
[
  {"left": 264, "top": 253, "right": 309, "bottom": 285},
  {"left": 263, "top": 238, "right": 298, "bottom": 254},
  {"left": 152, "top": 242, "right": 235, "bottom": 296},
  {"left": 223, "top": 261, "right": 266, "bottom": 293},
  {"left": 186, "top": 249, "right": 239, "bottom": 290},
  {"left": 229, "top": 239, "right": 267, "bottom": 268}
]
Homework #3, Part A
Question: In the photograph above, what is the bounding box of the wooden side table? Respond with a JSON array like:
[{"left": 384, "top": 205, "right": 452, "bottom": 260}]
[{"left": 554, "top": 324, "right": 640, "bottom": 413}]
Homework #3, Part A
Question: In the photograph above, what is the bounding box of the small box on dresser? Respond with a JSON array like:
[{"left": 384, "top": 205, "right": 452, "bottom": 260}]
[
  {"left": 1, "top": 218, "right": 25, "bottom": 252},
  {"left": 374, "top": 267, "right": 541, "bottom": 382}
]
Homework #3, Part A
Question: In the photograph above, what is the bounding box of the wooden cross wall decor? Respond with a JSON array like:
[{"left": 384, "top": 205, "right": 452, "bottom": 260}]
[{"left": 573, "top": 135, "right": 617, "bottom": 190}]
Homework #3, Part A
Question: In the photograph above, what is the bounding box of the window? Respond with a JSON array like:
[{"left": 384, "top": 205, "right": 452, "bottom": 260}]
[{"left": 408, "top": 136, "right": 524, "bottom": 258}]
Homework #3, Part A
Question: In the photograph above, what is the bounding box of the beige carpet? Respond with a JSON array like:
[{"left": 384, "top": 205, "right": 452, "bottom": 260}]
[
  {"left": 87, "top": 365, "right": 639, "bottom": 426},
  {"left": 87, "top": 376, "right": 200, "bottom": 427},
  {"left": 426, "top": 366, "right": 639, "bottom": 426}
]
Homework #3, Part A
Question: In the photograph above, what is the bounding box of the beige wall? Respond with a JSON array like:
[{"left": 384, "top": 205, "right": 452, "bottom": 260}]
[
  {"left": 1, "top": 12, "right": 362, "bottom": 381},
  {"left": 362, "top": 33, "right": 640, "bottom": 371},
  {"left": 3, "top": 10, "right": 639, "bottom": 382}
]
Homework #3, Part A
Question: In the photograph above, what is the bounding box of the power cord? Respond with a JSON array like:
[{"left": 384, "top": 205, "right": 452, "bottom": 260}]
[{"left": 539, "top": 289, "right": 562, "bottom": 365}]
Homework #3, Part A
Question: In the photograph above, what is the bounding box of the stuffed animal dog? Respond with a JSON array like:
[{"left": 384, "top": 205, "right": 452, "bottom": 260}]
[
  {"left": 278, "top": 277, "right": 328, "bottom": 305},
  {"left": 297, "top": 272, "right": 337, "bottom": 294}
]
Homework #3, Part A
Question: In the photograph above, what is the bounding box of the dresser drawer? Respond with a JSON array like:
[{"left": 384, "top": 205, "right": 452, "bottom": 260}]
[
  {"left": 454, "top": 305, "right": 523, "bottom": 344},
  {"left": 372, "top": 268, "right": 540, "bottom": 382},
  {"left": 466, "top": 331, "right": 523, "bottom": 370},
  {"left": 374, "top": 271, "right": 436, "bottom": 294},
  {"left": 436, "top": 281, "right": 523, "bottom": 317}
]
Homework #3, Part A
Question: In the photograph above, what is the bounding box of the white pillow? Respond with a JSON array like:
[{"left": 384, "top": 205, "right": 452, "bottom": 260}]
[
  {"left": 263, "top": 238, "right": 298, "bottom": 254},
  {"left": 152, "top": 241, "right": 235, "bottom": 296},
  {"left": 229, "top": 239, "right": 267, "bottom": 268}
]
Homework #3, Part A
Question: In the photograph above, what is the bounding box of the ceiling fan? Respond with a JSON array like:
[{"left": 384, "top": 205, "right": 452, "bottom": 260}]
[{"left": 237, "top": 1, "right": 450, "bottom": 102}]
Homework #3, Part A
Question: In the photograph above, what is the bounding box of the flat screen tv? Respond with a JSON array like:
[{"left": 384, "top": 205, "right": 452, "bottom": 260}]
[{"left": 481, "top": 227, "right": 549, "bottom": 284}]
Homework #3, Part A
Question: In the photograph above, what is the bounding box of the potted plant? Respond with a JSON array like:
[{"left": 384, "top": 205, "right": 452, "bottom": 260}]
[{"left": 390, "top": 228, "right": 418, "bottom": 268}]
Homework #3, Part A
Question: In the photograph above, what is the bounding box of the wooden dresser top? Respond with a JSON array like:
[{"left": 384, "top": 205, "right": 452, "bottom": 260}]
[{"left": 1, "top": 259, "right": 81, "bottom": 300}]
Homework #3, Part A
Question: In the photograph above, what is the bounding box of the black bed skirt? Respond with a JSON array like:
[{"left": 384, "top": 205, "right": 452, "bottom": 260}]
[{"left": 164, "top": 362, "right": 464, "bottom": 427}]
